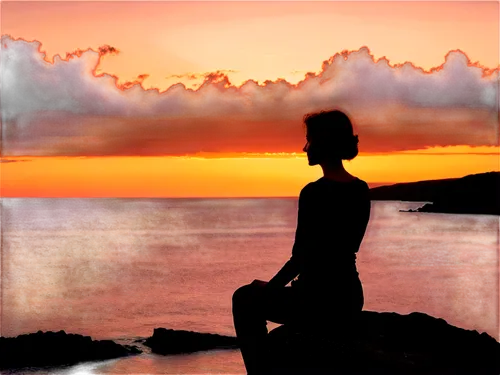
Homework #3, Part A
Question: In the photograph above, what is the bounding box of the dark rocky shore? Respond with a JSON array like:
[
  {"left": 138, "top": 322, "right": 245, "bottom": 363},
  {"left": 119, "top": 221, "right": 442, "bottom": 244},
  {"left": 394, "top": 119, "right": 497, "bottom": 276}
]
[
  {"left": 266, "top": 311, "right": 500, "bottom": 375},
  {"left": 371, "top": 171, "right": 500, "bottom": 215},
  {"left": 0, "top": 330, "right": 141, "bottom": 370},
  {"left": 2, "top": 312, "right": 498, "bottom": 374},
  {"left": 143, "top": 327, "right": 238, "bottom": 354},
  {"left": 402, "top": 199, "right": 499, "bottom": 215}
]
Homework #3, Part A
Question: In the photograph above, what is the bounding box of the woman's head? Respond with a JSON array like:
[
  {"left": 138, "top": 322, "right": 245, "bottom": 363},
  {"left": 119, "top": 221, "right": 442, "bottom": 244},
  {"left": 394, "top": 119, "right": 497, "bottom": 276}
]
[{"left": 302, "top": 109, "right": 359, "bottom": 166}]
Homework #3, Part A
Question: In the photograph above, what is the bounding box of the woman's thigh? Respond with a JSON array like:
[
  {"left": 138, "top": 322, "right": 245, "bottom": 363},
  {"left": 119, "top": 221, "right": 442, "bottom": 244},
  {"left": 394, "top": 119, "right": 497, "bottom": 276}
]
[
  {"left": 233, "top": 283, "right": 299, "bottom": 325},
  {"left": 260, "top": 285, "right": 300, "bottom": 324}
]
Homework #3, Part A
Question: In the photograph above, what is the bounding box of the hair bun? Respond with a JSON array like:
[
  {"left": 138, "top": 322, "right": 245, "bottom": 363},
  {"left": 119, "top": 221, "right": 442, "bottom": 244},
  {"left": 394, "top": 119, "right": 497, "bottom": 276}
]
[{"left": 340, "top": 134, "right": 359, "bottom": 160}]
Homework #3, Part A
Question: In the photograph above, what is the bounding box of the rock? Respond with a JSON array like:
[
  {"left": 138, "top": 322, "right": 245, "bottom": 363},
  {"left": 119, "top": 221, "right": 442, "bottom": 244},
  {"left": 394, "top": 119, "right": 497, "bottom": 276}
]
[
  {"left": 266, "top": 311, "right": 500, "bottom": 374},
  {"left": 0, "top": 330, "right": 142, "bottom": 369},
  {"left": 372, "top": 172, "right": 500, "bottom": 216},
  {"left": 144, "top": 328, "right": 238, "bottom": 355},
  {"left": 5, "top": 312, "right": 496, "bottom": 374},
  {"left": 415, "top": 200, "right": 499, "bottom": 215}
]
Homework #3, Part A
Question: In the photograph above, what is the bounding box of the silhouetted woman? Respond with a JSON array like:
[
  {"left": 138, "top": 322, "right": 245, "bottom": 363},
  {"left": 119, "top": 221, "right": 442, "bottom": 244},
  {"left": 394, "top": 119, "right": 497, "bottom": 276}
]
[{"left": 232, "top": 109, "right": 371, "bottom": 374}]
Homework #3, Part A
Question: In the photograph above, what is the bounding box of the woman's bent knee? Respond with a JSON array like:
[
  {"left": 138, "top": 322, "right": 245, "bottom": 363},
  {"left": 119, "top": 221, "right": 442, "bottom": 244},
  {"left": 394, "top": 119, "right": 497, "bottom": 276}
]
[{"left": 232, "top": 284, "right": 255, "bottom": 305}]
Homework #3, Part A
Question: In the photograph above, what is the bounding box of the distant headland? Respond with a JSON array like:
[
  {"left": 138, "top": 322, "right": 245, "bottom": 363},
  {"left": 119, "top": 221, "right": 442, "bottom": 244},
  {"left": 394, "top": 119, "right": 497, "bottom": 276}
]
[{"left": 369, "top": 171, "right": 500, "bottom": 215}]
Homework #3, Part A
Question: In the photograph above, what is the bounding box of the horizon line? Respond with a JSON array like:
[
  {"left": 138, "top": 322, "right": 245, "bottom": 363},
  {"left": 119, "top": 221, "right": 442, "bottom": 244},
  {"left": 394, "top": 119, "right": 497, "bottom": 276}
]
[{"left": 0, "top": 171, "right": 500, "bottom": 201}]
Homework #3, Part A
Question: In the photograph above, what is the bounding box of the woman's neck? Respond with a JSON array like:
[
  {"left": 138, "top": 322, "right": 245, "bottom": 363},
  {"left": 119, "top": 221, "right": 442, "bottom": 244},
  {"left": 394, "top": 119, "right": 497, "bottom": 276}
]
[{"left": 320, "top": 161, "right": 355, "bottom": 181}]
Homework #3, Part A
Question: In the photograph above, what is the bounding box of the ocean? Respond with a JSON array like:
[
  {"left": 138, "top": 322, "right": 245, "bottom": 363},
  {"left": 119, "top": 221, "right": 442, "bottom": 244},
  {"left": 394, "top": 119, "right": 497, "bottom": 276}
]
[{"left": 1, "top": 198, "right": 498, "bottom": 374}]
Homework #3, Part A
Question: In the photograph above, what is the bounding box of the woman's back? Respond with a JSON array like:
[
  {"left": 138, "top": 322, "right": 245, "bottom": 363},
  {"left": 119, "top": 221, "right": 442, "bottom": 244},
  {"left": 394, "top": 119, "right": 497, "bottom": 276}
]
[{"left": 291, "top": 176, "right": 371, "bottom": 292}]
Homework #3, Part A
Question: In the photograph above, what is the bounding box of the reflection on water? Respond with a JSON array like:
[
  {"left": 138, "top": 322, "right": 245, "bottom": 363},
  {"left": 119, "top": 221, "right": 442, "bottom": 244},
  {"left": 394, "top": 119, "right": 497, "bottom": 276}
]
[{"left": 1, "top": 198, "right": 498, "bottom": 374}]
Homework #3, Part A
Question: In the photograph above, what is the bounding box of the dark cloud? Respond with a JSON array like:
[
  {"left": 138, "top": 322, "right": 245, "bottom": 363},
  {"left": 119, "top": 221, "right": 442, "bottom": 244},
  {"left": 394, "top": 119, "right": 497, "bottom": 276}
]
[
  {"left": 399, "top": 152, "right": 500, "bottom": 156},
  {"left": 2, "top": 109, "right": 495, "bottom": 157},
  {"left": 0, "top": 159, "right": 31, "bottom": 163},
  {"left": 1, "top": 36, "right": 498, "bottom": 156}
]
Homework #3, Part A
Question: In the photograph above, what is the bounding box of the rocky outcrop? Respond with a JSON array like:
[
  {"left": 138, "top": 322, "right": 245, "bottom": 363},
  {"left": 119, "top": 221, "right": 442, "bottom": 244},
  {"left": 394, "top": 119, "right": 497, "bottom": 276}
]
[
  {"left": 266, "top": 311, "right": 500, "bottom": 374},
  {"left": 409, "top": 199, "right": 499, "bottom": 215},
  {"left": 0, "top": 330, "right": 141, "bottom": 369},
  {"left": 372, "top": 172, "right": 500, "bottom": 215},
  {"left": 370, "top": 178, "right": 457, "bottom": 202},
  {"left": 144, "top": 328, "right": 238, "bottom": 355},
  {"left": 3, "top": 312, "right": 497, "bottom": 374}
]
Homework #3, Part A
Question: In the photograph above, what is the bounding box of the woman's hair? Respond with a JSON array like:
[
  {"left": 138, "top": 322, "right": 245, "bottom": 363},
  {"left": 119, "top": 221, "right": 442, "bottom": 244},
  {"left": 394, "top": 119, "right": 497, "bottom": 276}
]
[{"left": 303, "top": 109, "right": 359, "bottom": 161}]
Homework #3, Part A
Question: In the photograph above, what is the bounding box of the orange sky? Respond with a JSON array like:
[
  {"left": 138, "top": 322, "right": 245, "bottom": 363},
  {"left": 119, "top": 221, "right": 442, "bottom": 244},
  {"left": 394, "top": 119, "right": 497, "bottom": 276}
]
[
  {"left": 1, "top": 1, "right": 498, "bottom": 197},
  {"left": 3, "top": 1, "right": 498, "bottom": 89},
  {"left": 2, "top": 147, "right": 498, "bottom": 197}
]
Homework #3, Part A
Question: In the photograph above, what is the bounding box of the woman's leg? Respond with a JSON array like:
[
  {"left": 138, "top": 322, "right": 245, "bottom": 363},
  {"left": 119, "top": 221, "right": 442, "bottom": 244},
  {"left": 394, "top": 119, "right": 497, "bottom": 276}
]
[{"left": 232, "top": 283, "right": 296, "bottom": 374}]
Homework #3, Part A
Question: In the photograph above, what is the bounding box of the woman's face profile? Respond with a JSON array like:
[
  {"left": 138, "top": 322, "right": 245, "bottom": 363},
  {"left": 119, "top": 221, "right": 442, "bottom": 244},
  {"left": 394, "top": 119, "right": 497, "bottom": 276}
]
[{"left": 303, "top": 136, "right": 320, "bottom": 166}]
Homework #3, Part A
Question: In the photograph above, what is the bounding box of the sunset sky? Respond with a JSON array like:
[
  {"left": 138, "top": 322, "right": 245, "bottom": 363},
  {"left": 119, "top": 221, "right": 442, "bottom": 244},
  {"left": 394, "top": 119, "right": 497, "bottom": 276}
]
[{"left": 1, "top": 0, "right": 498, "bottom": 197}]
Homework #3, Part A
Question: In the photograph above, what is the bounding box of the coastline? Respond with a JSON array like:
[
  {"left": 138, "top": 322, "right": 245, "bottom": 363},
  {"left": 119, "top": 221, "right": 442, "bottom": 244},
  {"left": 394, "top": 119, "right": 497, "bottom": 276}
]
[{"left": 3, "top": 312, "right": 499, "bottom": 374}]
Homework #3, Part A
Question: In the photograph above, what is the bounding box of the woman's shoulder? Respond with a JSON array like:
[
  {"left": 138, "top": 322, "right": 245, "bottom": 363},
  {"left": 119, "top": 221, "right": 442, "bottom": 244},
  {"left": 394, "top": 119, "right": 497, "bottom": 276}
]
[
  {"left": 300, "top": 177, "right": 369, "bottom": 194},
  {"left": 354, "top": 178, "right": 370, "bottom": 190},
  {"left": 311, "top": 176, "right": 369, "bottom": 188},
  {"left": 300, "top": 178, "right": 369, "bottom": 201},
  {"left": 299, "top": 182, "right": 316, "bottom": 199}
]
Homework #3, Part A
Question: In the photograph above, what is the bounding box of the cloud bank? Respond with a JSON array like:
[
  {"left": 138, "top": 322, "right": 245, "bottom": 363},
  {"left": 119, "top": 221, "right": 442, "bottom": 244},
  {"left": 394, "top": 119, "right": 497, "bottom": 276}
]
[{"left": 1, "top": 35, "right": 498, "bottom": 156}]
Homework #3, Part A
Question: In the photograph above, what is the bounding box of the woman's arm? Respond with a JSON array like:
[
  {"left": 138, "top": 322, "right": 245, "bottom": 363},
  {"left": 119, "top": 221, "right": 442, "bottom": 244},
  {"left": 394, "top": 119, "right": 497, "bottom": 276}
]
[
  {"left": 352, "top": 181, "right": 371, "bottom": 251},
  {"left": 266, "top": 256, "right": 300, "bottom": 288},
  {"left": 267, "top": 185, "right": 311, "bottom": 288}
]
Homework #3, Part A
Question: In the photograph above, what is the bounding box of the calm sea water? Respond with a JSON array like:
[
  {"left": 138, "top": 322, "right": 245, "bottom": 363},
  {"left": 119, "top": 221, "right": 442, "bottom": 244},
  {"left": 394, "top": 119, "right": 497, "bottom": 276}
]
[{"left": 1, "top": 198, "right": 498, "bottom": 374}]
